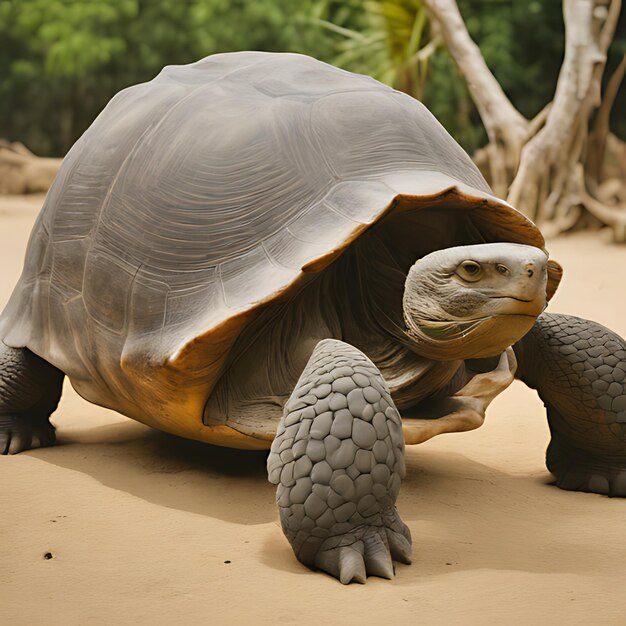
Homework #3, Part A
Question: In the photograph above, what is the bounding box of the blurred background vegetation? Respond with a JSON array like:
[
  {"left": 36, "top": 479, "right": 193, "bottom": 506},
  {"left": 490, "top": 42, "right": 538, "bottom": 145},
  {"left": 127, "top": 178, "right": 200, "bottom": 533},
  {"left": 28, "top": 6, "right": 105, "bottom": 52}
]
[{"left": 1, "top": 0, "right": 624, "bottom": 157}]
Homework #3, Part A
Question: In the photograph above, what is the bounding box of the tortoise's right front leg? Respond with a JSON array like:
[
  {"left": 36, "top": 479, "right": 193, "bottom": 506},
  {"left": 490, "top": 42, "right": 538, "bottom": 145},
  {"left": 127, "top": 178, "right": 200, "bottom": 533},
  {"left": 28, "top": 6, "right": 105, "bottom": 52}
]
[{"left": 267, "top": 339, "right": 411, "bottom": 584}]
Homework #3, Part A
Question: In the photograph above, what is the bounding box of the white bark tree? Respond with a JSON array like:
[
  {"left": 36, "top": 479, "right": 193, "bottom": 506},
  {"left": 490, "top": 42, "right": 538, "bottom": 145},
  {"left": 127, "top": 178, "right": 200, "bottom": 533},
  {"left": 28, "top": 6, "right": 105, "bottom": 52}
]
[{"left": 424, "top": 0, "right": 626, "bottom": 240}]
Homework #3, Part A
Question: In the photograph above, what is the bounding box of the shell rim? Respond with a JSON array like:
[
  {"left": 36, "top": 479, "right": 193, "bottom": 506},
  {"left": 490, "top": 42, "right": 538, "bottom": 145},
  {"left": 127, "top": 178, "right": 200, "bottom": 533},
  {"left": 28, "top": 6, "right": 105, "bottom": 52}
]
[{"left": 164, "top": 176, "right": 546, "bottom": 374}]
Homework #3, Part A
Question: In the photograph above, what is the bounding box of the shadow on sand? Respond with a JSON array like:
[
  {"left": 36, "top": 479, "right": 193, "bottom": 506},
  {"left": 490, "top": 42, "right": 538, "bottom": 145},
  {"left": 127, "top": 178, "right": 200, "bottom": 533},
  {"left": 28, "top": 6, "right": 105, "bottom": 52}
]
[
  {"left": 26, "top": 417, "right": 614, "bottom": 580},
  {"left": 30, "top": 420, "right": 274, "bottom": 523}
]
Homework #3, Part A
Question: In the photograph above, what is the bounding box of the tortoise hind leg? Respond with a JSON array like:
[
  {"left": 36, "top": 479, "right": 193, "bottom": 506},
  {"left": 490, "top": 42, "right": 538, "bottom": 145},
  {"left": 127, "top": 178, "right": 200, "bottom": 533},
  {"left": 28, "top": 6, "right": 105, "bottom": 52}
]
[
  {"left": 0, "top": 341, "right": 64, "bottom": 454},
  {"left": 545, "top": 405, "right": 626, "bottom": 495},
  {"left": 514, "top": 313, "right": 626, "bottom": 497},
  {"left": 267, "top": 339, "right": 411, "bottom": 584}
]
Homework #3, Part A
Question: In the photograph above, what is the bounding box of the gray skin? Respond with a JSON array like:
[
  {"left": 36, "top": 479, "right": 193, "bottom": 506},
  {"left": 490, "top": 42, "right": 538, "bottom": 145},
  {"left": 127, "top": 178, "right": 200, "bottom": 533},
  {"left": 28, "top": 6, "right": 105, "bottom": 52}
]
[
  {"left": 1, "top": 53, "right": 625, "bottom": 586},
  {"left": 402, "top": 242, "right": 547, "bottom": 358},
  {"left": 404, "top": 243, "right": 547, "bottom": 325}
]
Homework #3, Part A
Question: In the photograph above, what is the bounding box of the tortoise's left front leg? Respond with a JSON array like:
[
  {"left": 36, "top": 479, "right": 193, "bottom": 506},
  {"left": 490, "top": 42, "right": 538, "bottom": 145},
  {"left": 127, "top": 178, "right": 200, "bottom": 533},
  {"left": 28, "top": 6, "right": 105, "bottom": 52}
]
[
  {"left": 514, "top": 313, "right": 626, "bottom": 497},
  {"left": 267, "top": 339, "right": 411, "bottom": 584}
]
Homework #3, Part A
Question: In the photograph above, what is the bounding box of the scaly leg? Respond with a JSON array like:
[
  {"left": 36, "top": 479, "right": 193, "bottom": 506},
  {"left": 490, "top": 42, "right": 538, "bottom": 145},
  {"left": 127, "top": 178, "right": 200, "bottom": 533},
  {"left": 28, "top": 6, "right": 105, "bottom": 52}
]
[
  {"left": 514, "top": 313, "right": 626, "bottom": 497},
  {"left": 267, "top": 339, "right": 411, "bottom": 584},
  {"left": 0, "top": 341, "right": 64, "bottom": 454}
]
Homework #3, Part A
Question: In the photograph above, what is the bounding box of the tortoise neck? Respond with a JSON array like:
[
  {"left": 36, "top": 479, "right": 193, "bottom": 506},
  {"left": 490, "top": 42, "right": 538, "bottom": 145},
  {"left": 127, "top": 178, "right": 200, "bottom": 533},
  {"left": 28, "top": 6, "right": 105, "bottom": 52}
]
[{"left": 404, "top": 314, "right": 537, "bottom": 361}]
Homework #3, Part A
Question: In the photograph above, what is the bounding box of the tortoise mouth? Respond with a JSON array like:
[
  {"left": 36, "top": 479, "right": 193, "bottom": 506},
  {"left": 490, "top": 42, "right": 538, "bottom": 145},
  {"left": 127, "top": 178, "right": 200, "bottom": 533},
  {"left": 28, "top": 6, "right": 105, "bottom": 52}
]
[
  {"left": 491, "top": 295, "right": 533, "bottom": 303},
  {"left": 487, "top": 293, "right": 546, "bottom": 317}
]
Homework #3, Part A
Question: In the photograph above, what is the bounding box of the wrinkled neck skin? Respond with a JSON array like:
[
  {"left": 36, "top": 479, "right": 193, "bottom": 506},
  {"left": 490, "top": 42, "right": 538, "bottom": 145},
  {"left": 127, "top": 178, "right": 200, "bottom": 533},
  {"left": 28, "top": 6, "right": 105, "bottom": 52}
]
[
  {"left": 405, "top": 316, "right": 538, "bottom": 361},
  {"left": 203, "top": 229, "right": 551, "bottom": 439},
  {"left": 403, "top": 243, "right": 549, "bottom": 361}
]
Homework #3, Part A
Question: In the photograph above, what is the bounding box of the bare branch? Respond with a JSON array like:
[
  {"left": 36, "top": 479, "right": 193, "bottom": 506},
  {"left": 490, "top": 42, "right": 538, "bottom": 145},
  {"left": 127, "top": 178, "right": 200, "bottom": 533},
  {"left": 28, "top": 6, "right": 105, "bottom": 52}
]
[
  {"left": 525, "top": 102, "right": 552, "bottom": 141},
  {"left": 507, "top": 0, "right": 621, "bottom": 218},
  {"left": 422, "top": 0, "right": 528, "bottom": 158},
  {"left": 586, "top": 52, "right": 626, "bottom": 183},
  {"left": 579, "top": 186, "right": 626, "bottom": 242}
]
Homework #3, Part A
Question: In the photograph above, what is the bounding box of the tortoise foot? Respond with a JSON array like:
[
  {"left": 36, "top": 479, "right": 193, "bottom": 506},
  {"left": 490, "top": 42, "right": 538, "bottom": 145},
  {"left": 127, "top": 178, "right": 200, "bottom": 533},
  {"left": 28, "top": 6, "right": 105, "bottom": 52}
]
[
  {"left": 313, "top": 509, "right": 411, "bottom": 584},
  {"left": 268, "top": 339, "right": 411, "bottom": 583},
  {"left": 547, "top": 433, "right": 626, "bottom": 497},
  {"left": 0, "top": 343, "right": 63, "bottom": 454},
  {"left": 0, "top": 414, "right": 56, "bottom": 454}
]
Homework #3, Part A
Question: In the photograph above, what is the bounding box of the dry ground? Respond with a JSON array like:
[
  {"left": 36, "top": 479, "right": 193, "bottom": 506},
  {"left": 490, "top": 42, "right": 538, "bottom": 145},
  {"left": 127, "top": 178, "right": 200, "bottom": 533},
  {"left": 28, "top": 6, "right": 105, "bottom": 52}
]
[{"left": 1, "top": 194, "right": 625, "bottom": 625}]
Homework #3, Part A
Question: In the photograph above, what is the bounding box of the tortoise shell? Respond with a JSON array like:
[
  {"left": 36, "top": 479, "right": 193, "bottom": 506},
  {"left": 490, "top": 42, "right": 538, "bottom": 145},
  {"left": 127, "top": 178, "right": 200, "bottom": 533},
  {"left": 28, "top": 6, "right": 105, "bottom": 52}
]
[{"left": 0, "top": 52, "right": 545, "bottom": 448}]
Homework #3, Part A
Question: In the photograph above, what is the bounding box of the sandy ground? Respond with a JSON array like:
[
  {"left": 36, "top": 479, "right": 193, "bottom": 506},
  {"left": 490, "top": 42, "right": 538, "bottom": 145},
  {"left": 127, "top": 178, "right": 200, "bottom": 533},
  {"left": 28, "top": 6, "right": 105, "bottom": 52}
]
[{"left": 1, "top": 194, "right": 625, "bottom": 626}]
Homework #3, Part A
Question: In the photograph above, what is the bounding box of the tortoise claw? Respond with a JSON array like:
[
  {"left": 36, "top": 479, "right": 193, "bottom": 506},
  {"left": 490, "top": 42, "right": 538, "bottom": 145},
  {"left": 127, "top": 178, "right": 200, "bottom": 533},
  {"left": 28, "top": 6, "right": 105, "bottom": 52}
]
[
  {"left": 547, "top": 430, "right": 626, "bottom": 498},
  {"left": 315, "top": 544, "right": 367, "bottom": 585},
  {"left": 0, "top": 415, "right": 56, "bottom": 454},
  {"left": 314, "top": 526, "right": 399, "bottom": 584},
  {"left": 385, "top": 525, "right": 412, "bottom": 565}
]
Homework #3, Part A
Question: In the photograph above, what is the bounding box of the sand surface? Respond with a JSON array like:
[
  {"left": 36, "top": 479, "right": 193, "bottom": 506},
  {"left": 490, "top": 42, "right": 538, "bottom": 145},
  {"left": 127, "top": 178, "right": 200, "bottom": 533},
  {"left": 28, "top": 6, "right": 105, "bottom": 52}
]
[{"left": 1, "top": 194, "right": 625, "bottom": 625}]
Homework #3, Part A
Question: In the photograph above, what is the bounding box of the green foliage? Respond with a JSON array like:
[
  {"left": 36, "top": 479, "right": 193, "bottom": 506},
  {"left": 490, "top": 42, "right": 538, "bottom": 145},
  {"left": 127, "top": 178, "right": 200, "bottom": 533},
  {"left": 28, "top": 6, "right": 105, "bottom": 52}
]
[
  {"left": 315, "top": 0, "right": 624, "bottom": 153},
  {"left": 0, "top": 0, "right": 334, "bottom": 155},
  {"left": 316, "top": 0, "right": 437, "bottom": 99},
  {"left": 316, "top": 0, "right": 569, "bottom": 152},
  {"left": 1, "top": 0, "right": 623, "bottom": 156},
  {"left": 429, "top": 0, "right": 567, "bottom": 151},
  {"left": 461, "top": 0, "right": 565, "bottom": 119}
]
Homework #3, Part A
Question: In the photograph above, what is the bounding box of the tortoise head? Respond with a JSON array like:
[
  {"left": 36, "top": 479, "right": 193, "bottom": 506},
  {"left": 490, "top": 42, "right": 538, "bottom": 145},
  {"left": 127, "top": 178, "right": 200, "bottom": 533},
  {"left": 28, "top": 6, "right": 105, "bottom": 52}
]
[{"left": 403, "top": 243, "right": 548, "bottom": 360}]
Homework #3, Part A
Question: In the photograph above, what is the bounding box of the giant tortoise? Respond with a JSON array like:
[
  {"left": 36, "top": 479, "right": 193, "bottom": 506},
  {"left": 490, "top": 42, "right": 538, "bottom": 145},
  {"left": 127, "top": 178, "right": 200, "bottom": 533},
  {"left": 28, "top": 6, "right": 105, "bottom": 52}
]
[{"left": 1, "top": 52, "right": 625, "bottom": 584}]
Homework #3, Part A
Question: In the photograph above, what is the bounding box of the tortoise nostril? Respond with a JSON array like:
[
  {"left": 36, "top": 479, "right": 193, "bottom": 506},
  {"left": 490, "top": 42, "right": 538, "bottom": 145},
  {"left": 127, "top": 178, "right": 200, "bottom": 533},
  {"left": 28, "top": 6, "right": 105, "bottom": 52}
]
[{"left": 524, "top": 262, "right": 536, "bottom": 278}]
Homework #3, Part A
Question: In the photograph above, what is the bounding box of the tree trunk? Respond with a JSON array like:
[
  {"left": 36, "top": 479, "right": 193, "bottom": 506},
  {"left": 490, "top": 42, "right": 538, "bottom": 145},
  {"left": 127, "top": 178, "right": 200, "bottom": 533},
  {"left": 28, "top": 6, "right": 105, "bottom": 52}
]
[
  {"left": 507, "top": 0, "right": 621, "bottom": 222},
  {"left": 422, "top": 0, "right": 528, "bottom": 198},
  {"left": 586, "top": 52, "right": 626, "bottom": 184},
  {"left": 424, "top": 0, "right": 624, "bottom": 238}
]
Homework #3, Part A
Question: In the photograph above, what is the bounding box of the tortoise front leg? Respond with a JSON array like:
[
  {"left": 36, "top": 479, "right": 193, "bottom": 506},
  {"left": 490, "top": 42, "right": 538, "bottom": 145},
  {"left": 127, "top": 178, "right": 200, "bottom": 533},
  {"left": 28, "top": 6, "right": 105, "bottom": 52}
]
[
  {"left": 514, "top": 313, "right": 626, "bottom": 497},
  {"left": 400, "top": 348, "right": 517, "bottom": 444},
  {"left": 267, "top": 339, "right": 411, "bottom": 584}
]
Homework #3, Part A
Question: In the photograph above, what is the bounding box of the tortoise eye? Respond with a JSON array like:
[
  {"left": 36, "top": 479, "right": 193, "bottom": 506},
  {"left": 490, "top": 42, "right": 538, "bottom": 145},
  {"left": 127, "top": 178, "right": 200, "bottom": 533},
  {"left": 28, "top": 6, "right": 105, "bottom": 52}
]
[
  {"left": 457, "top": 261, "right": 483, "bottom": 282},
  {"left": 496, "top": 264, "right": 510, "bottom": 275}
]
